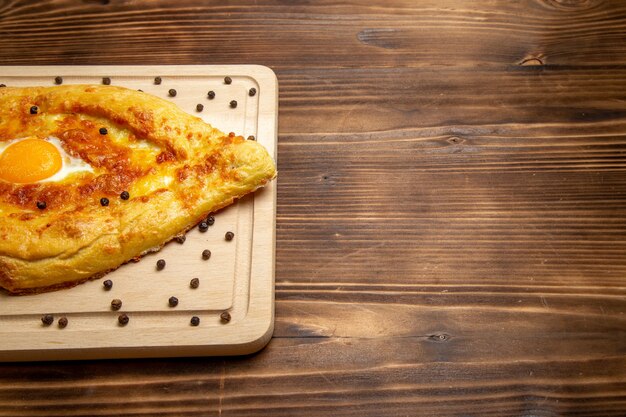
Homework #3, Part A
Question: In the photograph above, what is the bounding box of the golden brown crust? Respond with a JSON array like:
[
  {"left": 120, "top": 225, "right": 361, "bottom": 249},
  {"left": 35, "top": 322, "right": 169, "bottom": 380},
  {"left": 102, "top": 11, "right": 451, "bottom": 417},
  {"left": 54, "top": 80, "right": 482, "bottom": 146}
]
[{"left": 0, "top": 85, "right": 276, "bottom": 294}]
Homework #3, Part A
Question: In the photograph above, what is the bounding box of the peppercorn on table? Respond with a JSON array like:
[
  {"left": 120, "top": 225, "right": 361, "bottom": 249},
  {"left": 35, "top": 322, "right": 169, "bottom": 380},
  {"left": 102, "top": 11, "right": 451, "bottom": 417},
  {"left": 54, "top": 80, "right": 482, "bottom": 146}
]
[{"left": 0, "top": 1, "right": 625, "bottom": 416}]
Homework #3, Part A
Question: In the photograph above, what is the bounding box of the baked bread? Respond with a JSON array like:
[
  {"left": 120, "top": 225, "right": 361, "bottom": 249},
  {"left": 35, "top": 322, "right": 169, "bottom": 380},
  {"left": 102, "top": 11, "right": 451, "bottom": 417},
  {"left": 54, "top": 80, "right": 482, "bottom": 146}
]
[{"left": 0, "top": 84, "right": 276, "bottom": 294}]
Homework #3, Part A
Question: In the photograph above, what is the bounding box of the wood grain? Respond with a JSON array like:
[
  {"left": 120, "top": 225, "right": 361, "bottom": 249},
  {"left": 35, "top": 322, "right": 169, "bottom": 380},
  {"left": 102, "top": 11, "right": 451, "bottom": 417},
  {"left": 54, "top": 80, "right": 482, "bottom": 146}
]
[
  {"left": 1, "top": 0, "right": 626, "bottom": 68},
  {"left": 0, "top": 0, "right": 625, "bottom": 416}
]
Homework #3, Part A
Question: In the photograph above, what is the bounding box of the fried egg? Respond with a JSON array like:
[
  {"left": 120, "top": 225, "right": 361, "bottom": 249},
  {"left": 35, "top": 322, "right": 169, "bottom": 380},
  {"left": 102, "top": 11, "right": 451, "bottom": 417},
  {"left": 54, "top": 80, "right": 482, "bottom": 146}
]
[{"left": 0, "top": 136, "right": 94, "bottom": 184}]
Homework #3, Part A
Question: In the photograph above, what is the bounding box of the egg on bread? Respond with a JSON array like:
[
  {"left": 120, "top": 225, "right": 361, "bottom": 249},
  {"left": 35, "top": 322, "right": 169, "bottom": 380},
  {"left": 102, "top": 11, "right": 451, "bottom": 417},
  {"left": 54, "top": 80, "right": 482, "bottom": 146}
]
[
  {"left": 0, "top": 136, "right": 94, "bottom": 184},
  {"left": 0, "top": 84, "right": 276, "bottom": 294}
]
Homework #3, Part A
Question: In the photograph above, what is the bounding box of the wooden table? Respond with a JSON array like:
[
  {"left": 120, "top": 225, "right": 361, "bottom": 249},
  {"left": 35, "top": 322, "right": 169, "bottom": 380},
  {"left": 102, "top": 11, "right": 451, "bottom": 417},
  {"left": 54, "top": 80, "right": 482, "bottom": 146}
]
[{"left": 1, "top": 1, "right": 625, "bottom": 415}]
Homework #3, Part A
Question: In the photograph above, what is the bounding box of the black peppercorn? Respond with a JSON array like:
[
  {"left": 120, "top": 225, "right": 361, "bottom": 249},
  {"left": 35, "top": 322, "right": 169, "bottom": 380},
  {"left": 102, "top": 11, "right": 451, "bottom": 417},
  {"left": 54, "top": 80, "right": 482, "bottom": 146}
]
[
  {"left": 58, "top": 317, "right": 68, "bottom": 328},
  {"left": 206, "top": 215, "right": 215, "bottom": 226},
  {"left": 99, "top": 127, "right": 108, "bottom": 135},
  {"left": 229, "top": 100, "right": 237, "bottom": 109},
  {"left": 168, "top": 296, "right": 179, "bottom": 307},
  {"left": 247, "top": 135, "right": 256, "bottom": 141},
  {"left": 196, "top": 103, "right": 204, "bottom": 112},
  {"left": 198, "top": 221, "right": 209, "bottom": 232},
  {"left": 118, "top": 314, "right": 129, "bottom": 325},
  {"left": 220, "top": 311, "right": 231, "bottom": 323},
  {"left": 207, "top": 91, "right": 215, "bottom": 99},
  {"left": 30, "top": 106, "right": 38, "bottom": 115},
  {"left": 224, "top": 76, "right": 232, "bottom": 84},
  {"left": 202, "top": 249, "right": 211, "bottom": 260},
  {"left": 190, "top": 278, "right": 200, "bottom": 289},
  {"left": 175, "top": 235, "right": 186, "bottom": 244},
  {"left": 111, "top": 299, "right": 122, "bottom": 310},
  {"left": 102, "top": 77, "right": 111, "bottom": 85},
  {"left": 120, "top": 190, "right": 130, "bottom": 200},
  {"left": 103, "top": 279, "right": 113, "bottom": 290},
  {"left": 225, "top": 231, "right": 235, "bottom": 241},
  {"left": 36, "top": 201, "right": 46, "bottom": 210},
  {"left": 156, "top": 259, "right": 166, "bottom": 270},
  {"left": 0, "top": 84, "right": 6, "bottom": 88},
  {"left": 100, "top": 197, "right": 109, "bottom": 207},
  {"left": 249, "top": 87, "right": 257, "bottom": 97},
  {"left": 54, "top": 76, "right": 63, "bottom": 85},
  {"left": 168, "top": 89, "right": 177, "bottom": 97},
  {"left": 154, "top": 76, "right": 162, "bottom": 85},
  {"left": 190, "top": 316, "right": 200, "bottom": 326},
  {"left": 41, "top": 314, "right": 54, "bottom": 326}
]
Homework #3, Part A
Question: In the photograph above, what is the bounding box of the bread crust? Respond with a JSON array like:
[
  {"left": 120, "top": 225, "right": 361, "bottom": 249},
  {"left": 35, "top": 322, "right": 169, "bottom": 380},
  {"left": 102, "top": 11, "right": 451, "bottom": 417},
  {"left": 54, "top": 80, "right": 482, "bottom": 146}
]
[{"left": 0, "top": 85, "right": 276, "bottom": 294}]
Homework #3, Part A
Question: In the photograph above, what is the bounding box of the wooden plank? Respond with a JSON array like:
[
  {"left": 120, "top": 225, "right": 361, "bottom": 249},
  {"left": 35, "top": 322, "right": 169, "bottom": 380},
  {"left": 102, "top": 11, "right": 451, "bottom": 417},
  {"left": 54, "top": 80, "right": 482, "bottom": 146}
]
[
  {"left": 276, "top": 67, "right": 626, "bottom": 134},
  {"left": 0, "top": 338, "right": 623, "bottom": 416},
  {"left": 0, "top": 65, "right": 278, "bottom": 360},
  {"left": 1, "top": 1, "right": 626, "bottom": 68}
]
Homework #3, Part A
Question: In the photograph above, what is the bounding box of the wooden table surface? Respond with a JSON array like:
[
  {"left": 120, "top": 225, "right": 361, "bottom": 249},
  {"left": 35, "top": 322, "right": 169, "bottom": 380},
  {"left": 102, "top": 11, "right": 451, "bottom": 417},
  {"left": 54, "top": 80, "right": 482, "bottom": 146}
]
[{"left": 1, "top": 1, "right": 625, "bottom": 415}]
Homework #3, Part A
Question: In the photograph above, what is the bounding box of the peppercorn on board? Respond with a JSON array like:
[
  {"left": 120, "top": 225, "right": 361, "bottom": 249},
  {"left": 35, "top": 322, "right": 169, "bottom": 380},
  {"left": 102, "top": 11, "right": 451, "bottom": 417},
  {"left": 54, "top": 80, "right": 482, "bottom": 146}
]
[{"left": 0, "top": 65, "right": 277, "bottom": 360}]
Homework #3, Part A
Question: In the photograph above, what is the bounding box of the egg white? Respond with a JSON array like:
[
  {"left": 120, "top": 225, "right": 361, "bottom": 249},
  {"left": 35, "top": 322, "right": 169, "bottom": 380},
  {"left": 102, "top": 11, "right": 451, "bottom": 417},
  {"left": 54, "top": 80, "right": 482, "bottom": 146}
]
[{"left": 0, "top": 136, "right": 94, "bottom": 183}]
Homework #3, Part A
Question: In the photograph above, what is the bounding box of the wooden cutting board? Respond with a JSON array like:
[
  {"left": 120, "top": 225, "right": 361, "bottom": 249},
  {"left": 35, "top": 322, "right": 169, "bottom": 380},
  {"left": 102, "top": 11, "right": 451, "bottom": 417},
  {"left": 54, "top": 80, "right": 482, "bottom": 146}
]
[{"left": 0, "top": 65, "right": 277, "bottom": 361}]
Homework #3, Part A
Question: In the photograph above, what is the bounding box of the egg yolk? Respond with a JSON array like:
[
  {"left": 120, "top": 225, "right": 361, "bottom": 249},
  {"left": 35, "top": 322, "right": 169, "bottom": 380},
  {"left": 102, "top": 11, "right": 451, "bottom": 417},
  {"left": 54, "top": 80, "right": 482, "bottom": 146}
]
[{"left": 0, "top": 138, "right": 63, "bottom": 183}]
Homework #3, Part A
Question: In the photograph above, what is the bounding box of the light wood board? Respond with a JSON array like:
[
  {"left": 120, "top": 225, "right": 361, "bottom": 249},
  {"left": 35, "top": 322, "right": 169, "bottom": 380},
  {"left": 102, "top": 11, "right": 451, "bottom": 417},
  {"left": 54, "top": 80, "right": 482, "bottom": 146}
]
[{"left": 0, "top": 65, "right": 278, "bottom": 361}]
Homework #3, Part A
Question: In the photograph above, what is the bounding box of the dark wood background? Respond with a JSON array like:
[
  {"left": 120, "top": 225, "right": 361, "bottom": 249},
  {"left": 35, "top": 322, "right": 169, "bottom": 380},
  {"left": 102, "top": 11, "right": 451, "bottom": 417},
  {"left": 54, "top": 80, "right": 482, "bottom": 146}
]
[{"left": 1, "top": 0, "right": 625, "bottom": 415}]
